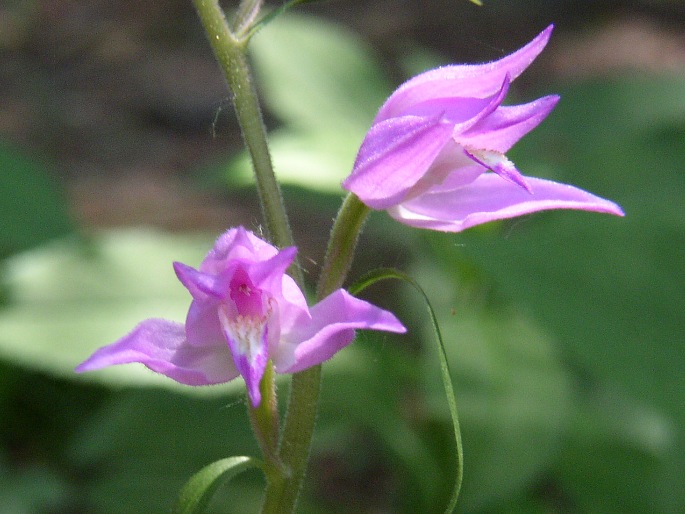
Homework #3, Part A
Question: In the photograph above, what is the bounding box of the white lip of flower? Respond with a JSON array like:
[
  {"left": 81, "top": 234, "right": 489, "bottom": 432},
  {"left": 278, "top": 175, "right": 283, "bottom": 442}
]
[
  {"left": 218, "top": 300, "right": 273, "bottom": 363},
  {"left": 464, "top": 146, "right": 532, "bottom": 193},
  {"left": 221, "top": 313, "right": 268, "bottom": 358},
  {"left": 465, "top": 147, "right": 513, "bottom": 170}
]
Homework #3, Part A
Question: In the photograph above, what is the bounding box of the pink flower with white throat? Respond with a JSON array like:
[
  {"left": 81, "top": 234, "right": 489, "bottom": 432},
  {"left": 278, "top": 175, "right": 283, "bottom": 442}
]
[
  {"left": 76, "top": 227, "right": 405, "bottom": 407},
  {"left": 343, "top": 26, "right": 624, "bottom": 231}
]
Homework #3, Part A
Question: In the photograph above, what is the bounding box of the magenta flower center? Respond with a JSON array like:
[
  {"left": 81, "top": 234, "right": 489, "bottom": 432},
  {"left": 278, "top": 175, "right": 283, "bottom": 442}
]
[
  {"left": 217, "top": 266, "right": 272, "bottom": 405},
  {"left": 229, "top": 268, "right": 264, "bottom": 317},
  {"left": 221, "top": 269, "right": 271, "bottom": 355}
]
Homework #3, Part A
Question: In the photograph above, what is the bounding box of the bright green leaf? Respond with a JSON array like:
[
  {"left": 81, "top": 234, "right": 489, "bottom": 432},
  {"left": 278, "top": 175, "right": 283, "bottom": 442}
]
[{"left": 173, "top": 456, "right": 264, "bottom": 514}]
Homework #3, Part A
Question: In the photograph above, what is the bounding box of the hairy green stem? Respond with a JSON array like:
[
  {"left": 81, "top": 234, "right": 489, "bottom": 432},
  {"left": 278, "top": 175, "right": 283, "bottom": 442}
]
[
  {"left": 248, "top": 361, "right": 280, "bottom": 463},
  {"left": 316, "top": 194, "right": 370, "bottom": 299},
  {"left": 261, "top": 365, "right": 319, "bottom": 513},
  {"left": 264, "top": 194, "right": 370, "bottom": 513},
  {"left": 192, "top": 0, "right": 302, "bottom": 285}
]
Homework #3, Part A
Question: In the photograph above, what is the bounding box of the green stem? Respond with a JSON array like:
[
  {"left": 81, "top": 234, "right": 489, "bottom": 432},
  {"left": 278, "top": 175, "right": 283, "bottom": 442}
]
[
  {"left": 316, "top": 193, "right": 370, "bottom": 299},
  {"left": 193, "top": 2, "right": 372, "bottom": 511},
  {"left": 192, "top": 0, "right": 303, "bottom": 284},
  {"left": 248, "top": 361, "right": 280, "bottom": 463},
  {"left": 264, "top": 194, "right": 370, "bottom": 514},
  {"left": 261, "top": 365, "right": 320, "bottom": 513}
]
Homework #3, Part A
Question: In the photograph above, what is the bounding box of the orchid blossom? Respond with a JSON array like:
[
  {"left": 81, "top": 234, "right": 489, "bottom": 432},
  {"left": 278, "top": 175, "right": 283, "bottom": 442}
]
[
  {"left": 76, "top": 227, "right": 405, "bottom": 407},
  {"left": 343, "top": 25, "right": 624, "bottom": 231}
]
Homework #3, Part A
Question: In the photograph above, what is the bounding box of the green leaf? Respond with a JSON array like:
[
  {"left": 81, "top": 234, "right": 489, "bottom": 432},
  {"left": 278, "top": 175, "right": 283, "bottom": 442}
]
[
  {"left": 173, "top": 456, "right": 264, "bottom": 514},
  {"left": 226, "top": 129, "right": 362, "bottom": 194},
  {"left": 249, "top": 14, "right": 390, "bottom": 133},
  {"left": 0, "top": 141, "right": 72, "bottom": 258},
  {"left": 350, "top": 268, "right": 463, "bottom": 513}
]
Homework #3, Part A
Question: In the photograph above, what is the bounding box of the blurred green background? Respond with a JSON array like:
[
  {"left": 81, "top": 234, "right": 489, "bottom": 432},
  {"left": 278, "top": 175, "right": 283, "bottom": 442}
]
[{"left": 1, "top": 0, "right": 684, "bottom": 512}]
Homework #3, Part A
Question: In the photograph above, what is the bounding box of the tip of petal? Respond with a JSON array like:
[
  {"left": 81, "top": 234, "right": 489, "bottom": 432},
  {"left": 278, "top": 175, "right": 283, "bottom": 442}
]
[{"left": 388, "top": 174, "right": 624, "bottom": 233}]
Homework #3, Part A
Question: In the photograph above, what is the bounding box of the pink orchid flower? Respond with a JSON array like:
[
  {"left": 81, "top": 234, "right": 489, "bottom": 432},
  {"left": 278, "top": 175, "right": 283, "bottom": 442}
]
[
  {"left": 343, "top": 26, "right": 624, "bottom": 231},
  {"left": 76, "top": 227, "right": 405, "bottom": 406}
]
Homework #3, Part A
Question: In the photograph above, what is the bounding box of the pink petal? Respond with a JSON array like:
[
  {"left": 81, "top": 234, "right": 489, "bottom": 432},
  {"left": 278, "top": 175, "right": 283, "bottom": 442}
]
[
  {"left": 277, "top": 290, "right": 406, "bottom": 374},
  {"left": 75, "top": 318, "right": 237, "bottom": 385},
  {"left": 243, "top": 246, "right": 311, "bottom": 335},
  {"left": 246, "top": 246, "right": 298, "bottom": 298},
  {"left": 401, "top": 76, "right": 508, "bottom": 126},
  {"left": 457, "top": 95, "right": 559, "bottom": 152},
  {"left": 174, "top": 261, "right": 227, "bottom": 299},
  {"left": 375, "top": 26, "right": 553, "bottom": 121},
  {"left": 201, "top": 226, "right": 278, "bottom": 274},
  {"left": 388, "top": 174, "right": 625, "bottom": 232},
  {"left": 277, "top": 274, "right": 312, "bottom": 333},
  {"left": 343, "top": 114, "right": 454, "bottom": 209},
  {"left": 185, "top": 298, "right": 225, "bottom": 346}
]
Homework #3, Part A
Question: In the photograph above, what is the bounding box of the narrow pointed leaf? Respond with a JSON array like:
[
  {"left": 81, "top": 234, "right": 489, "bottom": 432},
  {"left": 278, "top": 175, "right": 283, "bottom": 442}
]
[
  {"left": 349, "top": 268, "right": 463, "bottom": 512},
  {"left": 172, "top": 456, "right": 263, "bottom": 514},
  {"left": 250, "top": 0, "right": 321, "bottom": 35}
]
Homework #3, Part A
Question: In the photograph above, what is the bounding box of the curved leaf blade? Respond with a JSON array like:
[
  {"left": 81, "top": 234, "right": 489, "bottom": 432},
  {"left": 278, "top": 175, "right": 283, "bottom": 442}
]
[
  {"left": 349, "top": 267, "right": 463, "bottom": 512},
  {"left": 172, "top": 456, "right": 263, "bottom": 514}
]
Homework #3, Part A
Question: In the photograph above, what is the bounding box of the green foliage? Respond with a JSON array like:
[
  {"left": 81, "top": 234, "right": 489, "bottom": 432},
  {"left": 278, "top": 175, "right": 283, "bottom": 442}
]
[
  {"left": 65, "top": 389, "right": 263, "bottom": 513},
  {"left": 402, "top": 249, "right": 571, "bottom": 512},
  {"left": 431, "top": 74, "right": 685, "bottom": 512},
  {"left": 350, "top": 268, "right": 464, "bottom": 512},
  {"left": 0, "top": 141, "right": 72, "bottom": 258}
]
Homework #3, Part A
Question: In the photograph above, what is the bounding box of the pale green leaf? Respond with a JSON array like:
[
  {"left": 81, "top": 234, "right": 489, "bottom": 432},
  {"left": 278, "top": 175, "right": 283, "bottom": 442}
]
[
  {"left": 226, "top": 129, "right": 362, "bottom": 194},
  {"left": 0, "top": 229, "right": 240, "bottom": 395},
  {"left": 249, "top": 14, "right": 389, "bottom": 132}
]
